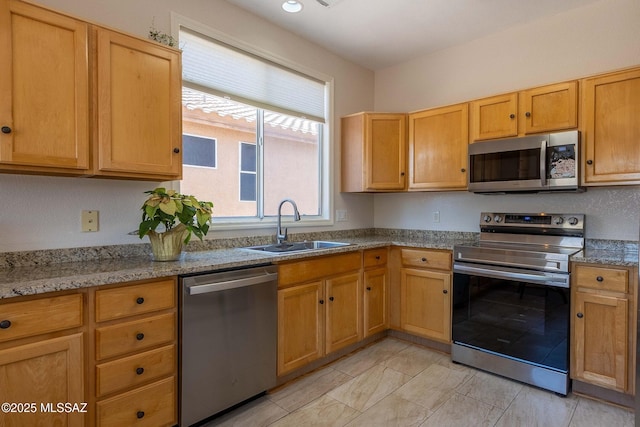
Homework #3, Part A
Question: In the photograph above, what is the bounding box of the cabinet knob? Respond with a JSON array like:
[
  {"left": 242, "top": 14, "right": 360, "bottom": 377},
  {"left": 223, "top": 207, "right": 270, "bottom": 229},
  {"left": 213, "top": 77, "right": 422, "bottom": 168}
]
[
  {"left": 443, "top": 289, "right": 448, "bottom": 294},
  {"left": 596, "top": 276, "right": 604, "bottom": 282},
  {"left": 366, "top": 286, "right": 372, "bottom": 291},
  {"left": 421, "top": 257, "right": 427, "bottom": 262},
  {"left": 1, "top": 126, "right": 11, "bottom": 134},
  {"left": 577, "top": 312, "right": 584, "bottom": 318},
  {"left": 329, "top": 296, "right": 334, "bottom": 301},
  {"left": 136, "top": 411, "right": 145, "bottom": 419},
  {"left": 375, "top": 255, "right": 381, "bottom": 260},
  {"left": 460, "top": 168, "right": 466, "bottom": 173},
  {"left": 0, "top": 320, "right": 11, "bottom": 329},
  {"left": 525, "top": 112, "right": 531, "bottom": 118},
  {"left": 319, "top": 299, "right": 324, "bottom": 304},
  {"left": 136, "top": 367, "right": 145, "bottom": 375},
  {"left": 509, "top": 114, "right": 515, "bottom": 119},
  {"left": 136, "top": 333, "right": 145, "bottom": 341},
  {"left": 136, "top": 297, "right": 145, "bottom": 305},
  {"left": 400, "top": 172, "right": 405, "bottom": 176},
  {"left": 586, "top": 159, "right": 593, "bottom": 165},
  {"left": 173, "top": 147, "right": 180, "bottom": 154}
]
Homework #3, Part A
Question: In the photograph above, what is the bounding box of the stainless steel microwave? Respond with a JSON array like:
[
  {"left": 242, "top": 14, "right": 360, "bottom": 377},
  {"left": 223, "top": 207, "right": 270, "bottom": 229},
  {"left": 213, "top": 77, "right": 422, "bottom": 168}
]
[{"left": 468, "top": 130, "right": 581, "bottom": 193}]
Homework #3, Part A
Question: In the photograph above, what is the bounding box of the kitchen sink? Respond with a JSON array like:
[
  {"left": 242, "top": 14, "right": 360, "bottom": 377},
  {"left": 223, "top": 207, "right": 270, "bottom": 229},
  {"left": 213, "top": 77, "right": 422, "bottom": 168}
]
[{"left": 242, "top": 241, "right": 350, "bottom": 253}]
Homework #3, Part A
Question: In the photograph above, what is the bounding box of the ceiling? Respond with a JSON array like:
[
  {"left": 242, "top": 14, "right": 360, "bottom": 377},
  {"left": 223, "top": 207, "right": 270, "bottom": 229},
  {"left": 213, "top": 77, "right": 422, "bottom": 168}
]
[{"left": 224, "top": 0, "right": 602, "bottom": 70}]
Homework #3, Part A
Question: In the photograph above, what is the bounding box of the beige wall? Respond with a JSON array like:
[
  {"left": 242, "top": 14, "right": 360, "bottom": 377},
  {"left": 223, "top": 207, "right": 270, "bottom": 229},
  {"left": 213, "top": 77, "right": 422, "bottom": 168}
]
[
  {"left": 0, "top": 0, "right": 375, "bottom": 252},
  {"left": 372, "top": 0, "right": 640, "bottom": 240}
]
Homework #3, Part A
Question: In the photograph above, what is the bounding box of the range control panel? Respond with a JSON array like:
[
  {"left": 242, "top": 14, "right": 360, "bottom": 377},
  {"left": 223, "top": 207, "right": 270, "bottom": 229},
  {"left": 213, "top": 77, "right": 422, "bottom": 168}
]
[{"left": 480, "top": 212, "right": 585, "bottom": 231}]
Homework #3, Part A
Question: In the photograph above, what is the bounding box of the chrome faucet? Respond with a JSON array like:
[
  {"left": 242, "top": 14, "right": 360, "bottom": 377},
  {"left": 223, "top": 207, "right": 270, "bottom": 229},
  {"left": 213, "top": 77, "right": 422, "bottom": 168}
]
[{"left": 276, "top": 199, "right": 301, "bottom": 244}]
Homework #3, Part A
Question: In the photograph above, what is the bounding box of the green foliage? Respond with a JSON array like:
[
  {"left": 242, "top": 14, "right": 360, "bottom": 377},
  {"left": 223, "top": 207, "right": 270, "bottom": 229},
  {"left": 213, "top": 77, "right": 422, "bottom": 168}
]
[{"left": 138, "top": 188, "right": 214, "bottom": 244}]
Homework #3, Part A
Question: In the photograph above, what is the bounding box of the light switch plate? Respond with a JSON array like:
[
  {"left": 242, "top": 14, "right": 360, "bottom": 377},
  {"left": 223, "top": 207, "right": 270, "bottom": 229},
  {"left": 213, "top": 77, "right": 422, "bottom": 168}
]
[{"left": 82, "top": 210, "right": 99, "bottom": 232}]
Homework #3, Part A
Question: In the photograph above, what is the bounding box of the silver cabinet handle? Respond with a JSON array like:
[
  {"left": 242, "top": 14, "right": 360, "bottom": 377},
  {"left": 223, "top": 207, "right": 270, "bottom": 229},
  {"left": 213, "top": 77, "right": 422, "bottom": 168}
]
[{"left": 188, "top": 272, "right": 278, "bottom": 295}]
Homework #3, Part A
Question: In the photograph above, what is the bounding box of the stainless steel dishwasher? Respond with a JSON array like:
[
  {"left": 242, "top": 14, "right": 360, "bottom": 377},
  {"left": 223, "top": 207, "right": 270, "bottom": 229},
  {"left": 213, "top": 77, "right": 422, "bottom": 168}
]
[{"left": 180, "top": 265, "right": 278, "bottom": 426}]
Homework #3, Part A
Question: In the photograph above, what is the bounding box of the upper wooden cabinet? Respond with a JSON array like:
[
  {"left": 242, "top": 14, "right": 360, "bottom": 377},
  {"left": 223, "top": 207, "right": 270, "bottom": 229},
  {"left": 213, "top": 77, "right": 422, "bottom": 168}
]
[
  {"left": 341, "top": 112, "right": 406, "bottom": 192},
  {"left": 582, "top": 68, "right": 640, "bottom": 185},
  {"left": 93, "top": 27, "right": 182, "bottom": 180},
  {"left": 0, "top": 0, "right": 182, "bottom": 180},
  {"left": 0, "top": 0, "right": 90, "bottom": 175},
  {"left": 470, "top": 81, "right": 578, "bottom": 141},
  {"left": 408, "top": 103, "right": 468, "bottom": 191}
]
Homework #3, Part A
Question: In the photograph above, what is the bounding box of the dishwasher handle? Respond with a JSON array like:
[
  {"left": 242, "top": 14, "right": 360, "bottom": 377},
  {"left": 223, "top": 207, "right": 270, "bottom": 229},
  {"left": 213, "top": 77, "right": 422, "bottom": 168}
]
[{"left": 187, "top": 272, "right": 278, "bottom": 295}]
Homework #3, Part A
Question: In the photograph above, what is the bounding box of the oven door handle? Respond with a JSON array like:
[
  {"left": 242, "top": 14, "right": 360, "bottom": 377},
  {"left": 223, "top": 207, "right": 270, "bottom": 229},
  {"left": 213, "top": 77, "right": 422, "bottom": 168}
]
[
  {"left": 454, "top": 263, "right": 569, "bottom": 288},
  {"left": 540, "top": 139, "right": 548, "bottom": 187}
]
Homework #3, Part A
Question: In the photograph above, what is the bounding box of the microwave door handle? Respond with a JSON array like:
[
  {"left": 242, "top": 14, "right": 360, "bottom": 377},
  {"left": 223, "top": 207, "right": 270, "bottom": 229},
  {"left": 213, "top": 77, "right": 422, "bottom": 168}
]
[{"left": 540, "top": 140, "right": 547, "bottom": 187}]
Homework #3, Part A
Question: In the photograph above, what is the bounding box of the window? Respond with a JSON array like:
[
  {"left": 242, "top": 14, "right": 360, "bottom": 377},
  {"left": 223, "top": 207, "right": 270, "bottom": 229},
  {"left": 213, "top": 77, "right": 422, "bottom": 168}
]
[
  {"left": 239, "top": 142, "right": 256, "bottom": 202},
  {"left": 177, "top": 23, "right": 330, "bottom": 225},
  {"left": 182, "top": 134, "right": 216, "bottom": 168}
]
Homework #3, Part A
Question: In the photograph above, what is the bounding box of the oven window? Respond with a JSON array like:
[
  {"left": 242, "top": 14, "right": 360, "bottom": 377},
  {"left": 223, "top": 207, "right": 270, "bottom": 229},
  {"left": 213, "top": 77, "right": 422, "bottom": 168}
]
[
  {"left": 470, "top": 148, "right": 540, "bottom": 182},
  {"left": 452, "top": 273, "right": 569, "bottom": 372}
]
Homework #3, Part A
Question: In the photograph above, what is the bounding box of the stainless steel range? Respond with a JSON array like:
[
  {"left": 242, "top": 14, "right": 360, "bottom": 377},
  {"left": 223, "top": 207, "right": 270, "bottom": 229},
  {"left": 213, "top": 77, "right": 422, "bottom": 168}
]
[{"left": 452, "top": 212, "right": 585, "bottom": 395}]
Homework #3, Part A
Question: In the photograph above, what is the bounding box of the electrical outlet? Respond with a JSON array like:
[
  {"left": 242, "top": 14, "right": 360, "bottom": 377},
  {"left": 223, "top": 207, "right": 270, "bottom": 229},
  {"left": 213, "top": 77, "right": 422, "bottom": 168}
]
[
  {"left": 82, "top": 210, "right": 99, "bottom": 232},
  {"left": 336, "top": 210, "right": 348, "bottom": 222},
  {"left": 432, "top": 211, "right": 440, "bottom": 223}
]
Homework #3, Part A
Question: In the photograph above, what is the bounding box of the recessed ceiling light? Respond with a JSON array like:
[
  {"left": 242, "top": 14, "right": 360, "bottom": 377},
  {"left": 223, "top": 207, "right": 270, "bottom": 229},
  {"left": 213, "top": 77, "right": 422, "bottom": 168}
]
[{"left": 282, "top": 1, "right": 303, "bottom": 13}]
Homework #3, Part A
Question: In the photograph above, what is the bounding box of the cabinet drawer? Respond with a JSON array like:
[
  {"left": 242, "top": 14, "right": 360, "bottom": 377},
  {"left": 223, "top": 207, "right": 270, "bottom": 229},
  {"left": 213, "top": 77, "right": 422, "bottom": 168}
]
[
  {"left": 96, "top": 376, "right": 176, "bottom": 427},
  {"left": 0, "top": 294, "right": 82, "bottom": 343},
  {"left": 401, "top": 248, "right": 451, "bottom": 271},
  {"left": 363, "top": 248, "right": 388, "bottom": 269},
  {"left": 96, "top": 344, "right": 175, "bottom": 397},
  {"left": 95, "top": 313, "right": 175, "bottom": 360},
  {"left": 95, "top": 278, "right": 176, "bottom": 322},
  {"left": 575, "top": 265, "right": 629, "bottom": 293}
]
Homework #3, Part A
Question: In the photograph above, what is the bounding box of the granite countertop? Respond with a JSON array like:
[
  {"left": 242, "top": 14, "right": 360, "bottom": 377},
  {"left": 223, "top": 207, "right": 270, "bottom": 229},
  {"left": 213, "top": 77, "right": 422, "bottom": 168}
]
[{"left": 0, "top": 230, "right": 636, "bottom": 300}]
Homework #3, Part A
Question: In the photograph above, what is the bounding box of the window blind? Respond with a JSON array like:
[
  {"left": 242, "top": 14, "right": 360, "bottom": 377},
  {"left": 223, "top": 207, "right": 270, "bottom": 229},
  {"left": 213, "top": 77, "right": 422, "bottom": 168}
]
[{"left": 180, "top": 28, "right": 326, "bottom": 123}]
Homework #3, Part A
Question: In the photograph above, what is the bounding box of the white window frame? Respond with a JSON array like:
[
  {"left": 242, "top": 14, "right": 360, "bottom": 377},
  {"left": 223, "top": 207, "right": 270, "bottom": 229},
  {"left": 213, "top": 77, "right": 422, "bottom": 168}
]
[
  {"left": 182, "top": 133, "right": 218, "bottom": 170},
  {"left": 238, "top": 141, "right": 257, "bottom": 203},
  {"left": 171, "top": 13, "right": 334, "bottom": 230}
]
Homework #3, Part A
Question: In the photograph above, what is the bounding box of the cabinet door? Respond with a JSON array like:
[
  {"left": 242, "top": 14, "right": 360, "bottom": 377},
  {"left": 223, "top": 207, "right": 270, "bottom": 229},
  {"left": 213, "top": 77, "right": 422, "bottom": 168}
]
[
  {"left": 400, "top": 268, "right": 451, "bottom": 342},
  {"left": 95, "top": 28, "right": 182, "bottom": 179},
  {"left": 470, "top": 93, "right": 518, "bottom": 141},
  {"left": 0, "top": 333, "right": 84, "bottom": 427},
  {"left": 0, "top": 0, "right": 89, "bottom": 172},
  {"left": 521, "top": 81, "right": 578, "bottom": 134},
  {"left": 583, "top": 68, "right": 640, "bottom": 184},
  {"left": 366, "top": 114, "right": 406, "bottom": 190},
  {"left": 277, "top": 281, "right": 324, "bottom": 375},
  {"left": 325, "top": 272, "right": 362, "bottom": 353},
  {"left": 573, "top": 292, "right": 628, "bottom": 392},
  {"left": 364, "top": 268, "right": 387, "bottom": 337},
  {"left": 408, "top": 104, "right": 468, "bottom": 190}
]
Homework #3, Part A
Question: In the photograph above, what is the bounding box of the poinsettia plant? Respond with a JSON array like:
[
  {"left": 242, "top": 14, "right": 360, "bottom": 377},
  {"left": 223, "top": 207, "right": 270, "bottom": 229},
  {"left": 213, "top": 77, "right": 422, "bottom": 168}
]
[{"left": 138, "top": 187, "right": 214, "bottom": 243}]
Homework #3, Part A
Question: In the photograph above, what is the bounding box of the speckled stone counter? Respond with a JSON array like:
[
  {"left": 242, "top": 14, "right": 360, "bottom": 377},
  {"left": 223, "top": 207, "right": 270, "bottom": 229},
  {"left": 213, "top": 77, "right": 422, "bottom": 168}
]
[
  {"left": 1, "top": 230, "right": 636, "bottom": 300},
  {"left": 0, "top": 230, "right": 477, "bottom": 300}
]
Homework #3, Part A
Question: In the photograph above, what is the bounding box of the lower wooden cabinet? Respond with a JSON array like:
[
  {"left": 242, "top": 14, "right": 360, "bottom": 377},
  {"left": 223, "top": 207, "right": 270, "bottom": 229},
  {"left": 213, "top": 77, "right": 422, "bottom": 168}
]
[
  {"left": 363, "top": 268, "right": 387, "bottom": 337},
  {"left": 90, "top": 277, "right": 178, "bottom": 427},
  {"left": 277, "top": 252, "right": 362, "bottom": 376},
  {"left": 571, "top": 263, "right": 636, "bottom": 394},
  {"left": 398, "top": 248, "right": 452, "bottom": 343},
  {"left": 0, "top": 291, "right": 85, "bottom": 427}
]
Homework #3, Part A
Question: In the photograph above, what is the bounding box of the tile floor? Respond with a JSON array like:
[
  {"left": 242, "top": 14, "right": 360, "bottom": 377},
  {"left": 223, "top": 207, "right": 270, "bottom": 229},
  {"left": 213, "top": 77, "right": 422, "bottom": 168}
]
[{"left": 204, "top": 338, "right": 634, "bottom": 427}]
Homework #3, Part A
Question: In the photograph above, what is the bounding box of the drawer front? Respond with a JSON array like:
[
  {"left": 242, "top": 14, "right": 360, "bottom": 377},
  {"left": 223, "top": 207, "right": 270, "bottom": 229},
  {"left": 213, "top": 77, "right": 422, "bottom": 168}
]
[
  {"left": 575, "top": 265, "right": 629, "bottom": 293},
  {"left": 278, "top": 251, "right": 362, "bottom": 288},
  {"left": 0, "top": 294, "right": 82, "bottom": 343},
  {"left": 97, "top": 376, "right": 176, "bottom": 427},
  {"left": 363, "top": 248, "right": 388, "bottom": 269},
  {"left": 95, "top": 313, "right": 175, "bottom": 360},
  {"left": 95, "top": 278, "right": 176, "bottom": 322},
  {"left": 96, "top": 344, "right": 176, "bottom": 397},
  {"left": 401, "top": 248, "right": 451, "bottom": 271}
]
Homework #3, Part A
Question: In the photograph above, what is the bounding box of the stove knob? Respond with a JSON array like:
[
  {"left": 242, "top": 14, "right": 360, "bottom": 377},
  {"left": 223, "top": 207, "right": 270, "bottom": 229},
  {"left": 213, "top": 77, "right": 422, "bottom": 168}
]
[
  {"left": 483, "top": 215, "right": 492, "bottom": 223},
  {"left": 493, "top": 215, "right": 503, "bottom": 223},
  {"left": 567, "top": 217, "right": 579, "bottom": 226},
  {"left": 553, "top": 217, "right": 564, "bottom": 225}
]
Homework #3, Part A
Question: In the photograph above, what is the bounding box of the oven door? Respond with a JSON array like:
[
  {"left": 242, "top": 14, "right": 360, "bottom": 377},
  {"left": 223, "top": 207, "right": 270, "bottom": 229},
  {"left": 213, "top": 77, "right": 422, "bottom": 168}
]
[{"left": 452, "top": 262, "right": 570, "bottom": 373}]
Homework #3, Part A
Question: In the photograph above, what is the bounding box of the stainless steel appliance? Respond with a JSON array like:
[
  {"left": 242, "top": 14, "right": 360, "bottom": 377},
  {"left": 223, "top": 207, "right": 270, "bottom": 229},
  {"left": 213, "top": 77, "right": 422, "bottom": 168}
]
[
  {"left": 468, "top": 130, "right": 581, "bottom": 193},
  {"left": 180, "top": 265, "right": 278, "bottom": 426},
  {"left": 452, "top": 212, "right": 585, "bottom": 395}
]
